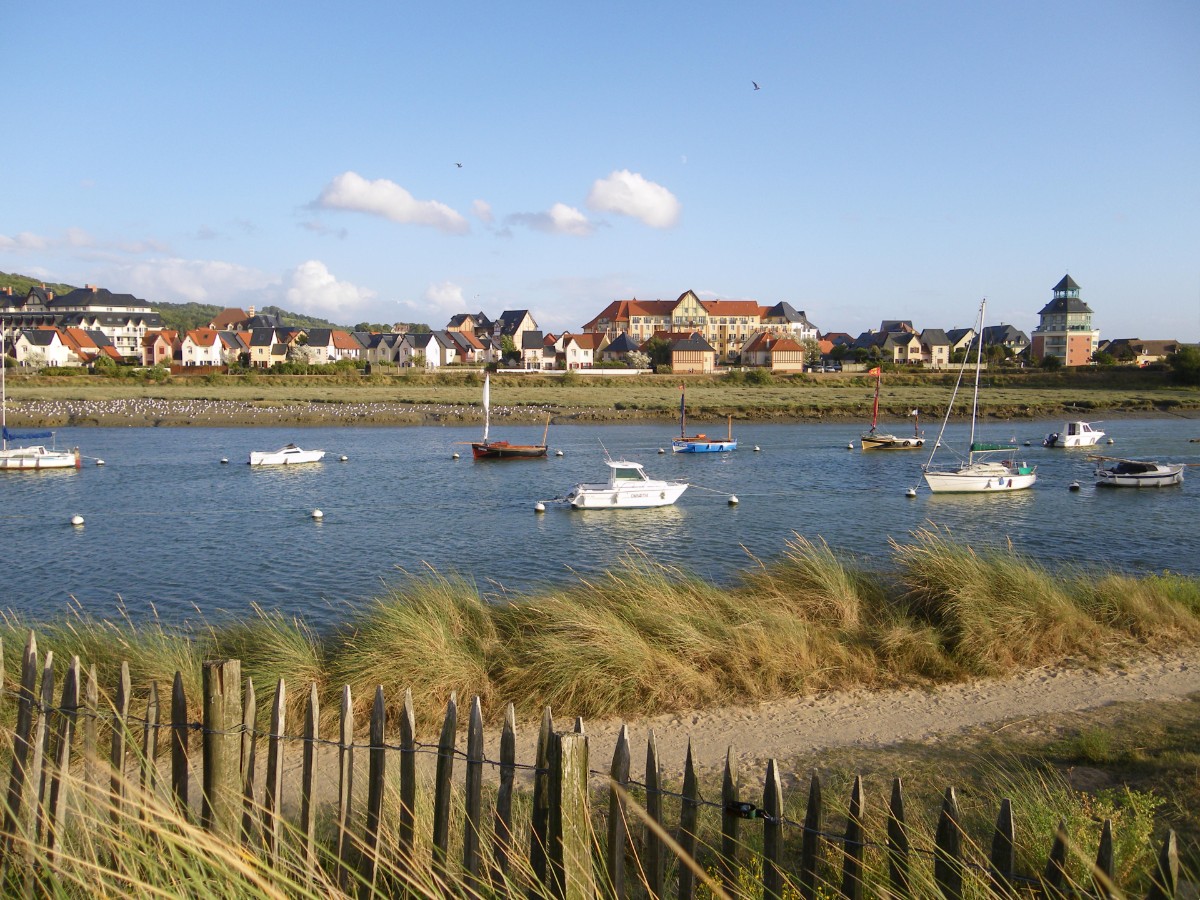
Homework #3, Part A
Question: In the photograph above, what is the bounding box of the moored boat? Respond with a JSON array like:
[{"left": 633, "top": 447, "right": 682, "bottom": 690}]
[
  {"left": 470, "top": 373, "right": 548, "bottom": 459},
  {"left": 1044, "top": 420, "right": 1105, "bottom": 448},
  {"left": 565, "top": 458, "right": 688, "bottom": 509},
  {"left": 249, "top": 444, "right": 326, "bottom": 466},
  {"left": 920, "top": 300, "right": 1036, "bottom": 494},
  {"left": 672, "top": 385, "right": 736, "bottom": 453},
  {"left": 1092, "top": 456, "right": 1184, "bottom": 488},
  {"left": 860, "top": 366, "right": 923, "bottom": 450}
]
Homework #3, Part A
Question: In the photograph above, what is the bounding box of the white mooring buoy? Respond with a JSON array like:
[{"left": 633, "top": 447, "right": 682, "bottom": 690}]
[
  {"left": 753, "top": 445, "right": 761, "bottom": 452},
  {"left": 658, "top": 448, "right": 665, "bottom": 454},
  {"left": 847, "top": 442, "right": 854, "bottom": 450},
  {"left": 452, "top": 452, "right": 460, "bottom": 459},
  {"left": 340, "top": 455, "right": 348, "bottom": 461},
  {"left": 534, "top": 502, "right": 546, "bottom": 513},
  {"left": 728, "top": 495, "right": 739, "bottom": 506},
  {"left": 1069, "top": 482, "right": 1081, "bottom": 492},
  {"left": 555, "top": 449, "right": 564, "bottom": 457},
  {"left": 1107, "top": 438, "right": 1114, "bottom": 444},
  {"left": 311, "top": 509, "right": 324, "bottom": 520},
  {"left": 220, "top": 457, "right": 229, "bottom": 464},
  {"left": 70, "top": 514, "right": 84, "bottom": 526},
  {"left": 95, "top": 458, "right": 105, "bottom": 466},
  {"left": 905, "top": 487, "right": 917, "bottom": 498}
]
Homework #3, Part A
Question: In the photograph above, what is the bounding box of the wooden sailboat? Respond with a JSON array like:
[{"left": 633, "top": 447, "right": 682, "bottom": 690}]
[
  {"left": 860, "top": 367, "right": 923, "bottom": 450},
  {"left": 672, "top": 385, "right": 737, "bottom": 453},
  {"left": 470, "top": 373, "right": 549, "bottom": 459},
  {"left": 921, "top": 300, "right": 1036, "bottom": 493}
]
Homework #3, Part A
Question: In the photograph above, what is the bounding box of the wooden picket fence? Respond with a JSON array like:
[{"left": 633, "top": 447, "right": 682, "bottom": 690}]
[{"left": 0, "top": 635, "right": 1185, "bottom": 898}]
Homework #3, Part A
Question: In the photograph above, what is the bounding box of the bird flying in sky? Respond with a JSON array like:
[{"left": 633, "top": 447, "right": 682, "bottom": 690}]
[
  {"left": 752, "top": 81, "right": 760, "bottom": 90},
  {"left": 455, "top": 162, "right": 463, "bottom": 168}
]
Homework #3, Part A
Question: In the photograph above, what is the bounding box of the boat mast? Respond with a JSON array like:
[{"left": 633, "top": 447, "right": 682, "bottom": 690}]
[
  {"left": 967, "top": 300, "right": 986, "bottom": 461},
  {"left": 1, "top": 329, "right": 6, "bottom": 452},
  {"left": 679, "top": 385, "right": 686, "bottom": 439},
  {"left": 482, "top": 373, "right": 490, "bottom": 443},
  {"left": 870, "top": 368, "right": 880, "bottom": 431}
]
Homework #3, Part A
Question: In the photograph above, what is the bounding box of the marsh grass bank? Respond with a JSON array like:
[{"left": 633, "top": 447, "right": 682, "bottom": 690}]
[
  {"left": 5, "top": 528, "right": 1198, "bottom": 734},
  {"left": 5, "top": 368, "right": 1198, "bottom": 427}
]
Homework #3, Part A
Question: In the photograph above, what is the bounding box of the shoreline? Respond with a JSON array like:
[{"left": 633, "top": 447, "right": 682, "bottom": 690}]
[{"left": 7, "top": 397, "right": 1200, "bottom": 429}]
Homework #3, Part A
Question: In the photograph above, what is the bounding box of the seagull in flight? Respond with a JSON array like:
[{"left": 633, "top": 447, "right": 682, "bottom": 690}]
[
  {"left": 455, "top": 162, "right": 463, "bottom": 168},
  {"left": 752, "top": 81, "right": 760, "bottom": 90}
]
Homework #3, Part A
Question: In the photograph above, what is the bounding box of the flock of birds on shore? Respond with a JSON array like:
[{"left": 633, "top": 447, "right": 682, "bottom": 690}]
[{"left": 7, "top": 397, "right": 559, "bottom": 425}]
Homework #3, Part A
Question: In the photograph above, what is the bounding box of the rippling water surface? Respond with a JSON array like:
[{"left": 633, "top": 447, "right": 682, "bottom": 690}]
[{"left": 2, "top": 417, "right": 1197, "bottom": 629}]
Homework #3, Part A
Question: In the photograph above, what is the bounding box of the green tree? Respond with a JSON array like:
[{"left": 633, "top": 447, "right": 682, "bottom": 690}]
[
  {"left": 1167, "top": 345, "right": 1200, "bottom": 385},
  {"left": 643, "top": 336, "right": 672, "bottom": 369},
  {"left": 1040, "top": 353, "right": 1063, "bottom": 371},
  {"left": 1091, "top": 350, "right": 1116, "bottom": 366}
]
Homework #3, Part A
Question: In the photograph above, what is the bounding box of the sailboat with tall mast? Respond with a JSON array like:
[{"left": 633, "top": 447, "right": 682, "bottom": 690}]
[
  {"left": 470, "top": 372, "right": 549, "bottom": 459},
  {"left": 860, "top": 367, "right": 923, "bottom": 450},
  {"left": 1, "top": 330, "right": 82, "bottom": 471},
  {"left": 920, "top": 300, "right": 1035, "bottom": 493}
]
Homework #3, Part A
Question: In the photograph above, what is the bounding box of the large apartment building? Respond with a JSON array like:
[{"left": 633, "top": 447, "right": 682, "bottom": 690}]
[
  {"left": 1, "top": 284, "right": 163, "bottom": 360},
  {"left": 1030, "top": 274, "right": 1100, "bottom": 366}
]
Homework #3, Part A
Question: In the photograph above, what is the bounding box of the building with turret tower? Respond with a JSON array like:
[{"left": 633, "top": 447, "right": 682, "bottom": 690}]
[{"left": 1030, "top": 274, "right": 1099, "bottom": 366}]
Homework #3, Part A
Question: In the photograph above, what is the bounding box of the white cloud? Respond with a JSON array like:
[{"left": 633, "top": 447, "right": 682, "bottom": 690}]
[
  {"left": 507, "top": 203, "right": 592, "bottom": 236},
  {"left": 283, "top": 260, "right": 377, "bottom": 317},
  {"left": 587, "top": 170, "right": 681, "bottom": 228},
  {"left": 0, "top": 231, "right": 51, "bottom": 252},
  {"left": 472, "top": 199, "right": 494, "bottom": 225},
  {"left": 117, "top": 257, "right": 269, "bottom": 304},
  {"left": 314, "top": 171, "right": 469, "bottom": 234}
]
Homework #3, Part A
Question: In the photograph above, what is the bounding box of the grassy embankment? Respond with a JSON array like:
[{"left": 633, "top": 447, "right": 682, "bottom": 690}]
[
  {"left": 4, "top": 366, "right": 1198, "bottom": 426},
  {"left": 4, "top": 528, "right": 1200, "bottom": 895}
]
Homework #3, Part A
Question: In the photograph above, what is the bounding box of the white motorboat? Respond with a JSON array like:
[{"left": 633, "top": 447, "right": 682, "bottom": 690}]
[
  {"left": 1092, "top": 457, "right": 1184, "bottom": 488},
  {"left": 1044, "top": 420, "right": 1105, "bottom": 448},
  {"left": 565, "top": 458, "right": 688, "bottom": 509},
  {"left": 921, "top": 300, "right": 1036, "bottom": 494},
  {"left": 248, "top": 443, "right": 326, "bottom": 466},
  {"left": 1, "top": 331, "right": 82, "bottom": 471}
]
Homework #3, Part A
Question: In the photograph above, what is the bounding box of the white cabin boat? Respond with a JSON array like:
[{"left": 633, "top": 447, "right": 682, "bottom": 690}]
[
  {"left": 1093, "top": 457, "right": 1184, "bottom": 488},
  {"left": 1, "top": 331, "right": 82, "bottom": 471},
  {"left": 565, "top": 459, "right": 688, "bottom": 509},
  {"left": 1044, "top": 421, "right": 1105, "bottom": 448},
  {"left": 248, "top": 444, "right": 326, "bottom": 466}
]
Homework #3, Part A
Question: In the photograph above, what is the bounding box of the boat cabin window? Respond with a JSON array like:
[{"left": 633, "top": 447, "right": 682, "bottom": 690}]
[{"left": 612, "top": 466, "right": 645, "bottom": 481}]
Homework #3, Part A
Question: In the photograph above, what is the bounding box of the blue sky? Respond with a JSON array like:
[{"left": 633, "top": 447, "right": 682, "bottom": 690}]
[{"left": 3, "top": 1, "right": 1197, "bottom": 340}]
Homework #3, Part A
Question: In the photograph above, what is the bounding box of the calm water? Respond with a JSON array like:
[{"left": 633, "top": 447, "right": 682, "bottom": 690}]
[{"left": 2, "top": 417, "right": 1198, "bottom": 630}]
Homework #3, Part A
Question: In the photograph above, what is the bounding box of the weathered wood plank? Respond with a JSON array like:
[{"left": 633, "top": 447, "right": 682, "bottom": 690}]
[
  {"left": 398, "top": 688, "right": 416, "bottom": 872},
  {"left": 763, "top": 759, "right": 784, "bottom": 900},
  {"left": 44, "top": 656, "right": 79, "bottom": 862},
  {"left": 200, "top": 659, "right": 242, "bottom": 841},
  {"left": 1094, "top": 818, "right": 1116, "bottom": 900},
  {"left": 170, "top": 671, "right": 189, "bottom": 819},
  {"left": 139, "top": 681, "right": 160, "bottom": 808},
  {"left": 493, "top": 702, "right": 517, "bottom": 887},
  {"left": 1145, "top": 829, "right": 1178, "bottom": 900},
  {"left": 549, "top": 731, "right": 594, "bottom": 900},
  {"left": 110, "top": 661, "right": 131, "bottom": 826},
  {"left": 934, "top": 787, "right": 963, "bottom": 900},
  {"left": 530, "top": 706, "right": 554, "bottom": 896},
  {"left": 887, "top": 777, "right": 911, "bottom": 900},
  {"left": 28, "top": 651, "right": 55, "bottom": 846},
  {"left": 300, "top": 682, "right": 319, "bottom": 882},
  {"left": 718, "top": 746, "right": 739, "bottom": 896},
  {"left": 432, "top": 692, "right": 458, "bottom": 879},
  {"left": 800, "top": 773, "right": 823, "bottom": 900},
  {"left": 840, "top": 775, "right": 865, "bottom": 900},
  {"left": 263, "top": 679, "right": 286, "bottom": 865},
  {"left": 464, "top": 696, "right": 486, "bottom": 888},
  {"left": 336, "top": 684, "right": 355, "bottom": 894},
  {"left": 606, "top": 724, "right": 630, "bottom": 900},
  {"left": 1042, "top": 820, "right": 1069, "bottom": 899},
  {"left": 677, "top": 739, "right": 699, "bottom": 900},
  {"left": 644, "top": 730, "right": 665, "bottom": 900},
  {"left": 989, "top": 797, "right": 1015, "bottom": 895},
  {"left": 1, "top": 633, "right": 38, "bottom": 865},
  {"left": 83, "top": 663, "right": 99, "bottom": 811},
  {"left": 359, "top": 685, "right": 386, "bottom": 896},
  {"left": 239, "top": 677, "right": 258, "bottom": 846}
]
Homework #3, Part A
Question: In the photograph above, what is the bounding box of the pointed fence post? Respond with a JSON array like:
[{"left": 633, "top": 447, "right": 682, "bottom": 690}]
[
  {"left": 201, "top": 659, "right": 242, "bottom": 841},
  {"left": 800, "top": 773, "right": 823, "bottom": 900},
  {"left": 644, "top": 730, "right": 665, "bottom": 900},
  {"left": 888, "top": 778, "right": 911, "bottom": 900},
  {"left": 1145, "top": 830, "right": 1178, "bottom": 900},
  {"left": 1042, "top": 820, "right": 1070, "bottom": 899},
  {"left": 530, "top": 706, "right": 553, "bottom": 896},
  {"left": 606, "top": 724, "right": 630, "bottom": 900},
  {"left": 840, "top": 775, "right": 866, "bottom": 900},
  {"left": 239, "top": 677, "right": 258, "bottom": 846},
  {"left": 300, "top": 682, "right": 319, "bottom": 882},
  {"left": 28, "top": 651, "right": 55, "bottom": 848},
  {"left": 763, "top": 759, "right": 784, "bottom": 900},
  {"left": 83, "top": 664, "right": 99, "bottom": 810},
  {"left": 360, "top": 685, "right": 386, "bottom": 895},
  {"left": 934, "top": 787, "right": 964, "bottom": 900},
  {"left": 989, "top": 798, "right": 1015, "bottom": 895},
  {"left": 336, "top": 684, "right": 356, "bottom": 893},
  {"left": 549, "top": 730, "right": 593, "bottom": 900},
  {"left": 718, "top": 747, "right": 739, "bottom": 897},
  {"left": 398, "top": 689, "right": 416, "bottom": 872},
  {"left": 110, "top": 661, "right": 131, "bottom": 827},
  {"left": 677, "top": 740, "right": 699, "bottom": 900},
  {"left": 1, "top": 633, "right": 38, "bottom": 863},
  {"left": 263, "top": 679, "right": 286, "bottom": 866},
  {"left": 1094, "top": 819, "right": 1116, "bottom": 900},
  {"left": 139, "top": 682, "right": 160, "bottom": 809},
  {"left": 465, "top": 696, "right": 486, "bottom": 891},
  {"left": 432, "top": 693, "right": 458, "bottom": 881},
  {"left": 492, "top": 702, "right": 517, "bottom": 888},
  {"left": 170, "top": 671, "right": 189, "bottom": 819},
  {"left": 44, "top": 656, "right": 79, "bottom": 861}
]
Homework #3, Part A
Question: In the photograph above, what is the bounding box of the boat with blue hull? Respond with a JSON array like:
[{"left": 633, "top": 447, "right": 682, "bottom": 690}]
[{"left": 672, "top": 387, "right": 736, "bottom": 453}]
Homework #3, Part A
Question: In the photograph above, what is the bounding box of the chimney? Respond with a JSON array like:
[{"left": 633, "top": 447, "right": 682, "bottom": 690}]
[{"left": 247, "top": 305, "right": 255, "bottom": 318}]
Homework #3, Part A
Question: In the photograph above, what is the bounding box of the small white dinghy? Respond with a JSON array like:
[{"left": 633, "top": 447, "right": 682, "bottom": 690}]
[
  {"left": 565, "top": 458, "right": 688, "bottom": 509},
  {"left": 248, "top": 443, "right": 326, "bottom": 466}
]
